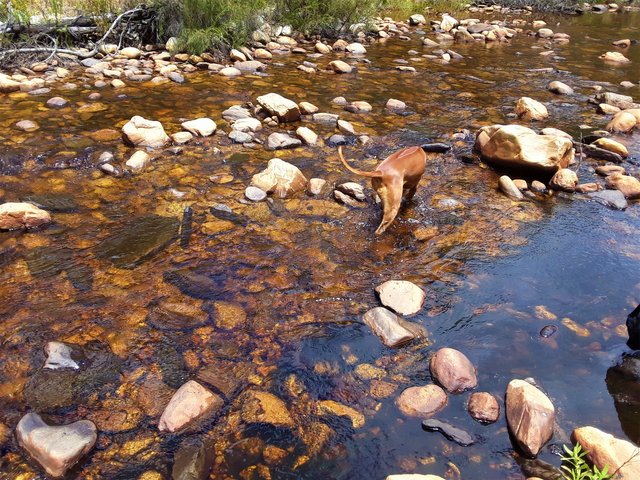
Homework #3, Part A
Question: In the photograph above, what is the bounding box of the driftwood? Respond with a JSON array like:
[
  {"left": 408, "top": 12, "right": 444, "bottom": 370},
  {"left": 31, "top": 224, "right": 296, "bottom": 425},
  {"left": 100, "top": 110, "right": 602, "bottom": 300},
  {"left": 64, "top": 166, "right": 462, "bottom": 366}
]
[
  {"left": 0, "top": 6, "right": 146, "bottom": 61},
  {"left": 572, "top": 141, "right": 623, "bottom": 163}
]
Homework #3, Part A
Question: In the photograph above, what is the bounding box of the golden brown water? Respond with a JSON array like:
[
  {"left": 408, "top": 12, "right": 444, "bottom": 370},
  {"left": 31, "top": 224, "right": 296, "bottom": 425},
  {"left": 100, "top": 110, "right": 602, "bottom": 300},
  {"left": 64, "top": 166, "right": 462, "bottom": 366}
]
[{"left": 1, "top": 10, "right": 640, "bottom": 480}]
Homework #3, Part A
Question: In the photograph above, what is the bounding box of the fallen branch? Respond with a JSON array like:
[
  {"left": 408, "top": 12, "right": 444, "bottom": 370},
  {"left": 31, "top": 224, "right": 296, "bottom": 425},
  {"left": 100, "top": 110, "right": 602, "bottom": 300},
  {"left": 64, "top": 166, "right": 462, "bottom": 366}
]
[{"left": 0, "top": 6, "right": 146, "bottom": 61}]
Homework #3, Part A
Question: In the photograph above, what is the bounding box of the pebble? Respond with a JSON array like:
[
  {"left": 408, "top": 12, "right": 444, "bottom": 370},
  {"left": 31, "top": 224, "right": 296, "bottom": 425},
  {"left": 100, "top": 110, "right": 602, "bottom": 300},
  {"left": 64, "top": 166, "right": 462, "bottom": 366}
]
[
  {"left": 375, "top": 280, "right": 425, "bottom": 316},
  {"left": 245, "top": 186, "right": 267, "bottom": 202},
  {"left": 44, "top": 342, "right": 79, "bottom": 370}
]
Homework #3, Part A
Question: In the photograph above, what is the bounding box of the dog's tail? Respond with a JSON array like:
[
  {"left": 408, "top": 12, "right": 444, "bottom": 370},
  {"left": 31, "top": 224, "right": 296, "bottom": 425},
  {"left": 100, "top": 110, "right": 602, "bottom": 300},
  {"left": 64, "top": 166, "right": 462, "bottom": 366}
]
[{"left": 337, "top": 147, "right": 383, "bottom": 178}]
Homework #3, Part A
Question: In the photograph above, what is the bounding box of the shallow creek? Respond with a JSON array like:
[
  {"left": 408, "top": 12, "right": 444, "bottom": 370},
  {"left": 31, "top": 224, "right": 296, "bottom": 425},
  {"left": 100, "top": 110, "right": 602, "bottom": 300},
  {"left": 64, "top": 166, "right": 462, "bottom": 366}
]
[{"left": 1, "top": 9, "right": 640, "bottom": 480}]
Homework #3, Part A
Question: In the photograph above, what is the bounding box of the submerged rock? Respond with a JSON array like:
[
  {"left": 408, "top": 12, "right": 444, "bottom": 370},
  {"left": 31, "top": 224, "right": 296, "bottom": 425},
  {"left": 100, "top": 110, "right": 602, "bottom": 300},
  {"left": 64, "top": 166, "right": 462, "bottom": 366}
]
[
  {"left": 572, "top": 426, "right": 640, "bottom": 479},
  {"left": 396, "top": 385, "right": 448, "bottom": 417},
  {"left": 147, "top": 300, "right": 208, "bottom": 330},
  {"left": 505, "top": 379, "right": 555, "bottom": 457},
  {"left": 0, "top": 202, "right": 51, "bottom": 230},
  {"left": 16, "top": 413, "right": 97, "bottom": 478},
  {"left": 430, "top": 348, "right": 477, "bottom": 393},
  {"left": 362, "top": 307, "right": 418, "bottom": 347},
  {"left": 375, "top": 280, "right": 426, "bottom": 316},
  {"left": 317, "top": 400, "right": 365, "bottom": 428},
  {"left": 475, "top": 125, "right": 574, "bottom": 174},
  {"left": 172, "top": 438, "right": 214, "bottom": 480},
  {"left": 241, "top": 390, "right": 294, "bottom": 428},
  {"left": 159, "top": 380, "right": 223, "bottom": 433},
  {"left": 96, "top": 215, "right": 179, "bottom": 268}
]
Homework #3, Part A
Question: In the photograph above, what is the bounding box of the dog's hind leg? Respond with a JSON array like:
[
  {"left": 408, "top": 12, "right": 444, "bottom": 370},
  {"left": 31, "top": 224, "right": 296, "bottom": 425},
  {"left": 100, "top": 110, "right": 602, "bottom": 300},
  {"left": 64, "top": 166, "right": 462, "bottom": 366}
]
[{"left": 375, "top": 178, "right": 403, "bottom": 235}]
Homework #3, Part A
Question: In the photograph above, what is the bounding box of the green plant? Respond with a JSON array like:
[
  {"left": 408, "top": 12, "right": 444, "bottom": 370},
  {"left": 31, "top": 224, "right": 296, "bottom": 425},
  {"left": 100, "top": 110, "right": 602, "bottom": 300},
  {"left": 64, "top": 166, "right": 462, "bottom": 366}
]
[{"left": 561, "top": 444, "right": 613, "bottom": 480}]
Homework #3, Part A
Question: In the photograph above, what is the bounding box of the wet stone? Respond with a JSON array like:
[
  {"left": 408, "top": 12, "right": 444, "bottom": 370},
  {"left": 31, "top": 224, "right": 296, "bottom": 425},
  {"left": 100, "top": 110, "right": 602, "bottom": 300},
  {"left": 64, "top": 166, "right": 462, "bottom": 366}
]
[
  {"left": 267, "top": 132, "right": 302, "bottom": 150},
  {"left": 421, "top": 419, "right": 475, "bottom": 446},
  {"left": 396, "top": 385, "right": 448, "bottom": 417},
  {"left": 159, "top": 380, "right": 223, "bottom": 433},
  {"left": 96, "top": 215, "right": 180, "bottom": 268},
  {"left": 16, "top": 412, "right": 97, "bottom": 478},
  {"left": 241, "top": 390, "right": 294, "bottom": 428},
  {"left": 230, "top": 130, "right": 253, "bottom": 143},
  {"left": 24, "top": 342, "right": 121, "bottom": 412},
  {"left": 245, "top": 186, "right": 267, "bottom": 202},
  {"left": 540, "top": 325, "right": 558, "bottom": 338},
  {"left": 44, "top": 341, "right": 80, "bottom": 370},
  {"left": 375, "top": 280, "right": 426, "bottom": 316},
  {"left": 467, "top": 392, "right": 500, "bottom": 423},
  {"left": 147, "top": 300, "right": 208, "bottom": 330},
  {"left": 430, "top": 348, "right": 478, "bottom": 393},
  {"left": 197, "top": 359, "right": 253, "bottom": 400},
  {"left": 362, "top": 307, "right": 417, "bottom": 347},
  {"left": 172, "top": 438, "right": 214, "bottom": 480}
]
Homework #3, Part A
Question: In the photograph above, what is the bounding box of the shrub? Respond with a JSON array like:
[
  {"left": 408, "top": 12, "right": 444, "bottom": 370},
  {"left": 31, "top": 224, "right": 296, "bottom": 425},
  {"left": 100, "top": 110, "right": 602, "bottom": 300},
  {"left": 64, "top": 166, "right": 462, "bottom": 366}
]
[{"left": 561, "top": 444, "right": 613, "bottom": 480}]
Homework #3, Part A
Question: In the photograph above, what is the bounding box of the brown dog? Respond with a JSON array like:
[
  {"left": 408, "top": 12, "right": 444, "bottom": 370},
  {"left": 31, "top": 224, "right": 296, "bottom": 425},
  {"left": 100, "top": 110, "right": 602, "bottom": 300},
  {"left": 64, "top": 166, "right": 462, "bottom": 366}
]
[{"left": 338, "top": 146, "right": 427, "bottom": 234}]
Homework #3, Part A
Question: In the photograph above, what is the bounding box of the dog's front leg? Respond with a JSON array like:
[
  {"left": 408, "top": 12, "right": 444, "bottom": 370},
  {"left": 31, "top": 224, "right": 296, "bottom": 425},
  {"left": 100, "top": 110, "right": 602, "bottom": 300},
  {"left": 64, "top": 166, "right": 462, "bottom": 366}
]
[{"left": 374, "top": 177, "right": 403, "bottom": 235}]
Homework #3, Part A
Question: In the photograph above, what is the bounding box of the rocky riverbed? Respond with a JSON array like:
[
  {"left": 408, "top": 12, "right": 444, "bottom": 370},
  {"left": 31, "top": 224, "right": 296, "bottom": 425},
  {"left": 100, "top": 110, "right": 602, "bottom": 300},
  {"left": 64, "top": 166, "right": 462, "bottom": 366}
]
[{"left": 1, "top": 4, "right": 640, "bottom": 480}]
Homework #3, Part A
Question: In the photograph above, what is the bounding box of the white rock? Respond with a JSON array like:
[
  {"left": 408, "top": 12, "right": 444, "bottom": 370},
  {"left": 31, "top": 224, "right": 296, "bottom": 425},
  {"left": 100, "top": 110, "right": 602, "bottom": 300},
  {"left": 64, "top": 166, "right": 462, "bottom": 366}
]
[
  {"left": 232, "top": 117, "right": 262, "bottom": 132},
  {"left": 251, "top": 158, "right": 308, "bottom": 197},
  {"left": 257, "top": 93, "right": 301, "bottom": 122},
  {"left": 363, "top": 307, "right": 417, "bottom": 347},
  {"left": 0, "top": 202, "right": 51, "bottom": 230},
  {"left": 159, "top": 380, "right": 222, "bottom": 433},
  {"left": 181, "top": 118, "right": 216, "bottom": 137},
  {"left": 375, "top": 280, "right": 426, "bottom": 316},
  {"left": 16, "top": 413, "right": 97, "bottom": 478},
  {"left": 296, "top": 126, "right": 318, "bottom": 145},
  {"left": 44, "top": 342, "right": 79, "bottom": 370},
  {"left": 126, "top": 150, "right": 151, "bottom": 172},
  {"left": 122, "top": 115, "right": 170, "bottom": 148}
]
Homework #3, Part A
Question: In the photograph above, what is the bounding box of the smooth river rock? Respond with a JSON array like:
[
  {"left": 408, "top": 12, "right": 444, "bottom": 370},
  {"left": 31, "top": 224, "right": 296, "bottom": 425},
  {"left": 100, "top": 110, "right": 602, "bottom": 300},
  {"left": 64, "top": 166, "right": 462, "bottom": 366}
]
[
  {"left": 181, "top": 118, "right": 216, "bottom": 137},
  {"left": 475, "top": 124, "right": 574, "bottom": 174},
  {"left": 0, "top": 202, "right": 51, "bottom": 230},
  {"left": 122, "top": 115, "right": 170, "bottom": 148},
  {"left": 267, "top": 132, "right": 302, "bottom": 150},
  {"left": 515, "top": 97, "right": 548, "bottom": 121},
  {"left": 505, "top": 379, "right": 555, "bottom": 457},
  {"left": 251, "top": 158, "right": 308, "bottom": 198},
  {"left": 430, "top": 348, "right": 478, "bottom": 393},
  {"left": 396, "top": 385, "right": 448, "bottom": 417},
  {"left": 589, "top": 190, "right": 628, "bottom": 210},
  {"left": 16, "top": 412, "right": 97, "bottom": 478},
  {"left": 363, "top": 307, "right": 418, "bottom": 347},
  {"left": 467, "top": 392, "right": 500, "bottom": 423},
  {"left": 171, "top": 438, "right": 214, "bottom": 480},
  {"left": 375, "top": 280, "right": 426, "bottom": 316},
  {"left": 549, "top": 168, "right": 578, "bottom": 192},
  {"left": 605, "top": 174, "right": 640, "bottom": 199},
  {"left": 572, "top": 426, "right": 640, "bottom": 479},
  {"left": 159, "top": 380, "right": 223, "bottom": 432}
]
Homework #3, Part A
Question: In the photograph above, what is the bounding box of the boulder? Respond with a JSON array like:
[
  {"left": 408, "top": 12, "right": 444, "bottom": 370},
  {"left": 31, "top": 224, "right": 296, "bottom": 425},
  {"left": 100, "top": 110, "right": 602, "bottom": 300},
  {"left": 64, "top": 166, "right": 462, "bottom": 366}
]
[
  {"left": 158, "top": 380, "right": 223, "bottom": 433},
  {"left": 181, "top": 118, "right": 216, "bottom": 137},
  {"left": 605, "top": 174, "right": 640, "bottom": 199},
  {"left": 396, "top": 385, "right": 448, "bottom": 417},
  {"left": 363, "top": 307, "right": 418, "bottom": 347},
  {"left": 0, "top": 74, "right": 21, "bottom": 93},
  {"left": 607, "top": 111, "right": 637, "bottom": 133},
  {"left": 430, "top": 348, "right": 477, "bottom": 393},
  {"left": 627, "top": 304, "right": 640, "bottom": 350},
  {"left": 122, "top": 115, "right": 170, "bottom": 148},
  {"left": 16, "top": 412, "right": 97, "bottom": 478},
  {"left": 505, "top": 379, "right": 555, "bottom": 457},
  {"left": 515, "top": 97, "right": 548, "bottom": 121},
  {"left": 0, "top": 202, "right": 51, "bottom": 230},
  {"left": 468, "top": 392, "right": 500, "bottom": 423},
  {"left": 375, "top": 280, "right": 426, "bottom": 316},
  {"left": 549, "top": 168, "right": 578, "bottom": 192},
  {"left": 475, "top": 125, "right": 574, "bottom": 174},
  {"left": 572, "top": 426, "right": 640, "bottom": 479},
  {"left": 120, "top": 47, "right": 141, "bottom": 59},
  {"left": 251, "top": 158, "right": 308, "bottom": 198},
  {"left": 256, "top": 93, "right": 301, "bottom": 122},
  {"left": 409, "top": 14, "right": 426, "bottom": 25}
]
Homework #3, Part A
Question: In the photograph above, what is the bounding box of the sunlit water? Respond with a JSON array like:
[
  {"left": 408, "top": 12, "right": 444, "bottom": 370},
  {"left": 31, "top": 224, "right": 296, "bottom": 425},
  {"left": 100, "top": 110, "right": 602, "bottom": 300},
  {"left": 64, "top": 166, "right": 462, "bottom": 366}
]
[{"left": 0, "top": 9, "right": 639, "bottom": 479}]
